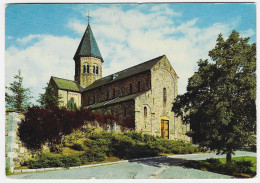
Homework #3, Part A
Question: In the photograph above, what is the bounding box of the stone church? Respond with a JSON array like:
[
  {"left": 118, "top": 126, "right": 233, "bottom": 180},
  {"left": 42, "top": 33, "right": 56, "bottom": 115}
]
[{"left": 49, "top": 22, "right": 190, "bottom": 142}]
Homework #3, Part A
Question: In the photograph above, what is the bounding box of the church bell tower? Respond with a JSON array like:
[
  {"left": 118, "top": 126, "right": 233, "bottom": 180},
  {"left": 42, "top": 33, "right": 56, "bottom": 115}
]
[{"left": 73, "top": 21, "right": 103, "bottom": 88}]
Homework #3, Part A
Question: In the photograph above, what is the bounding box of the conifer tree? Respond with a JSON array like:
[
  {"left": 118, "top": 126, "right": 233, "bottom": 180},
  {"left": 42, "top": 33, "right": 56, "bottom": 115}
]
[
  {"left": 37, "top": 83, "right": 62, "bottom": 108},
  {"left": 5, "top": 70, "right": 32, "bottom": 111},
  {"left": 172, "top": 30, "right": 256, "bottom": 163}
]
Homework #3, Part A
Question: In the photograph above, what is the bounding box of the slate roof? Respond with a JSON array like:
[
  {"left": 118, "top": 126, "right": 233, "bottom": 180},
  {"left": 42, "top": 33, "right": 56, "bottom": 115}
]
[
  {"left": 85, "top": 92, "right": 144, "bottom": 109},
  {"left": 84, "top": 55, "right": 165, "bottom": 91},
  {"left": 73, "top": 23, "right": 103, "bottom": 62},
  {"left": 51, "top": 77, "right": 81, "bottom": 92}
]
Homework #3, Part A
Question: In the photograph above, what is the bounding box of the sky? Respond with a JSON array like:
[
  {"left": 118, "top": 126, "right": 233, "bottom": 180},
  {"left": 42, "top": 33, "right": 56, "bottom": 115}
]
[{"left": 5, "top": 3, "right": 256, "bottom": 104}]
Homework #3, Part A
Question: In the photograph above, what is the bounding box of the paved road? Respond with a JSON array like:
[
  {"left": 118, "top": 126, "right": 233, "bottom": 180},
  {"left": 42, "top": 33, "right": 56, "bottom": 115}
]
[{"left": 8, "top": 151, "right": 256, "bottom": 179}]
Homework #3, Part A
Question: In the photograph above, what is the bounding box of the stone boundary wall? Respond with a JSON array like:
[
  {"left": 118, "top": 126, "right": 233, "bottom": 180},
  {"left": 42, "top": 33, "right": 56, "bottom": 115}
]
[{"left": 5, "top": 111, "right": 30, "bottom": 172}]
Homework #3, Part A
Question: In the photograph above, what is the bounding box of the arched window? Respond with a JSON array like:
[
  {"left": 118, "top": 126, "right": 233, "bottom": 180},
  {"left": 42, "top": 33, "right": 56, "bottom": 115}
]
[
  {"left": 138, "top": 81, "right": 141, "bottom": 92},
  {"left": 96, "top": 66, "right": 99, "bottom": 74},
  {"left": 107, "top": 91, "right": 109, "bottom": 100},
  {"left": 83, "top": 65, "right": 86, "bottom": 73},
  {"left": 93, "top": 66, "right": 95, "bottom": 74},
  {"left": 130, "top": 83, "right": 132, "bottom": 94},
  {"left": 87, "top": 65, "right": 89, "bottom": 73},
  {"left": 113, "top": 89, "right": 116, "bottom": 98},
  {"left": 144, "top": 107, "right": 147, "bottom": 117},
  {"left": 163, "top": 88, "right": 167, "bottom": 106}
]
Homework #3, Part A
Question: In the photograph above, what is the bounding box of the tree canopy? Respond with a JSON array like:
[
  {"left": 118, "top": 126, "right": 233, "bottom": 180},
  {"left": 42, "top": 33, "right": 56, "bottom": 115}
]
[
  {"left": 37, "top": 83, "right": 62, "bottom": 108},
  {"left": 5, "top": 70, "right": 32, "bottom": 112},
  {"left": 172, "top": 30, "right": 256, "bottom": 162}
]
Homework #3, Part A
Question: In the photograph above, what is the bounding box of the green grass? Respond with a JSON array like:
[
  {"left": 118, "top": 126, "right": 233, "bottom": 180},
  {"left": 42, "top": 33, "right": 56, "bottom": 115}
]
[
  {"left": 182, "top": 156, "right": 256, "bottom": 178},
  {"left": 219, "top": 156, "right": 256, "bottom": 172}
]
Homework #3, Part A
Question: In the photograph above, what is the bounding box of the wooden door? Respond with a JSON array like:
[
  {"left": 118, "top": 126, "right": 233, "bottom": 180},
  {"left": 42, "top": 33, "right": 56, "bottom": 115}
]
[{"left": 161, "top": 120, "right": 169, "bottom": 139}]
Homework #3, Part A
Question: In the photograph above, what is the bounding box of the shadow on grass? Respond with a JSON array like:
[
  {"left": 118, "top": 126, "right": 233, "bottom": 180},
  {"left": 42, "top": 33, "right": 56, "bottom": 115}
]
[{"left": 178, "top": 159, "right": 256, "bottom": 178}]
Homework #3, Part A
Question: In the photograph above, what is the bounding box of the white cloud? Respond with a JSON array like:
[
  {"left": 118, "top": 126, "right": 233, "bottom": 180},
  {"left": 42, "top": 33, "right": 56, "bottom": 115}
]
[
  {"left": 6, "top": 5, "right": 240, "bottom": 105},
  {"left": 16, "top": 34, "right": 42, "bottom": 44},
  {"left": 5, "top": 35, "right": 79, "bottom": 103},
  {"left": 67, "top": 20, "right": 86, "bottom": 35},
  {"left": 240, "top": 28, "right": 255, "bottom": 38},
  {"left": 68, "top": 6, "right": 233, "bottom": 95}
]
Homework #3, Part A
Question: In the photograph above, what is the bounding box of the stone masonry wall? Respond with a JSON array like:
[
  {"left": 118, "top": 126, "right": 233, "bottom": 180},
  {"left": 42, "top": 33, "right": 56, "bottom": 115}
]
[
  {"left": 75, "top": 57, "right": 103, "bottom": 88},
  {"left": 82, "top": 71, "right": 151, "bottom": 106},
  {"left": 58, "top": 90, "right": 81, "bottom": 107},
  {"left": 135, "top": 56, "right": 191, "bottom": 142},
  {"left": 5, "top": 112, "right": 30, "bottom": 172},
  {"left": 92, "top": 100, "right": 135, "bottom": 131}
]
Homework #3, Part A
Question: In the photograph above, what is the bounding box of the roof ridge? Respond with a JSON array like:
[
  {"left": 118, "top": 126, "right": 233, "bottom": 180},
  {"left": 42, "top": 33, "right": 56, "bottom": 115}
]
[
  {"left": 113, "top": 54, "right": 165, "bottom": 75},
  {"left": 51, "top": 76, "right": 77, "bottom": 82},
  {"left": 98, "top": 55, "right": 165, "bottom": 81}
]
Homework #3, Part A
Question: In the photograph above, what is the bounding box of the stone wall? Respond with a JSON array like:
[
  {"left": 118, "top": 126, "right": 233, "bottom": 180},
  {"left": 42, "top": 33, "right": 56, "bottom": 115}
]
[
  {"left": 5, "top": 112, "right": 30, "bottom": 172},
  {"left": 135, "top": 56, "right": 191, "bottom": 142},
  {"left": 58, "top": 90, "right": 81, "bottom": 107},
  {"left": 92, "top": 100, "right": 136, "bottom": 131},
  {"left": 82, "top": 71, "right": 151, "bottom": 106},
  {"left": 75, "top": 57, "right": 103, "bottom": 88}
]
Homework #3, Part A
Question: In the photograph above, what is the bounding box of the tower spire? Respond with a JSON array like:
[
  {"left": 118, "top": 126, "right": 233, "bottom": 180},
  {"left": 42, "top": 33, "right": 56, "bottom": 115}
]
[{"left": 87, "top": 10, "right": 91, "bottom": 24}]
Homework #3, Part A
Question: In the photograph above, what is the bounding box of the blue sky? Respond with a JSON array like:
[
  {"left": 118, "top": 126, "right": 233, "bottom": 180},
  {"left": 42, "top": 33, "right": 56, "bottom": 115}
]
[{"left": 5, "top": 3, "right": 256, "bottom": 104}]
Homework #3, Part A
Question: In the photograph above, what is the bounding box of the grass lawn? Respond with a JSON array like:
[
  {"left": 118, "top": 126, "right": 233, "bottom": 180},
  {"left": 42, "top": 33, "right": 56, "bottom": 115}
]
[
  {"left": 219, "top": 156, "right": 256, "bottom": 173},
  {"left": 181, "top": 156, "right": 256, "bottom": 178}
]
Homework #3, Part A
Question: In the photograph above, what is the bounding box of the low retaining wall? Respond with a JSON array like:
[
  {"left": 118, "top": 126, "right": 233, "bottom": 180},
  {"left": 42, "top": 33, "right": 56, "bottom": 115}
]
[{"left": 5, "top": 111, "right": 30, "bottom": 172}]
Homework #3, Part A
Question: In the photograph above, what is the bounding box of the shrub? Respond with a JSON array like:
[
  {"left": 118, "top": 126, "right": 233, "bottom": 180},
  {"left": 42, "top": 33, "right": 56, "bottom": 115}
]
[
  {"left": 234, "top": 159, "right": 253, "bottom": 174},
  {"left": 26, "top": 154, "right": 82, "bottom": 169},
  {"left": 85, "top": 148, "right": 106, "bottom": 162},
  {"left": 61, "top": 155, "right": 81, "bottom": 168},
  {"left": 6, "top": 166, "right": 12, "bottom": 176},
  {"left": 71, "top": 143, "right": 86, "bottom": 151}
]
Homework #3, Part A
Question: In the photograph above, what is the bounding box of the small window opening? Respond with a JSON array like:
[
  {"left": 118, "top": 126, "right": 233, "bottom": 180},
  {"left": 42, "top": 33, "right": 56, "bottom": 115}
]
[
  {"left": 130, "top": 83, "right": 133, "bottom": 94},
  {"left": 138, "top": 81, "right": 141, "bottom": 92},
  {"left": 87, "top": 65, "right": 89, "bottom": 73},
  {"left": 83, "top": 65, "right": 86, "bottom": 73},
  {"left": 163, "top": 88, "right": 167, "bottom": 106},
  {"left": 113, "top": 89, "right": 116, "bottom": 98},
  {"left": 144, "top": 107, "right": 147, "bottom": 117}
]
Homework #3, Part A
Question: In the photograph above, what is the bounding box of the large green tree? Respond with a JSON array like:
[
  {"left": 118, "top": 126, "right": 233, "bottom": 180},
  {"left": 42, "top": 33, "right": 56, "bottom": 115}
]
[
  {"left": 5, "top": 70, "right": 32, "bottom": 112},
  {"left": 37, "top": 83, "right": 62, "bottom": 108},
  {"left": 172, "top": 30, "right": 256, "bottom": 162}
]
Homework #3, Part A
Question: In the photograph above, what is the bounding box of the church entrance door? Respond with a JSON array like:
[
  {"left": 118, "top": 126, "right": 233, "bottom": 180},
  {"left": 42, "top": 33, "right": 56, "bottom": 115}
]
[{"left": 161, "top": 119, "right": 169, "bottom": 139}]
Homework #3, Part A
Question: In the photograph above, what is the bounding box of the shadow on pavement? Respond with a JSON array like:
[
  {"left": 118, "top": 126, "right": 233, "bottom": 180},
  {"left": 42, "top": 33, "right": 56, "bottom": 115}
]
[{"left": 129, "top": 157, "right": 189, "bottom": 167}]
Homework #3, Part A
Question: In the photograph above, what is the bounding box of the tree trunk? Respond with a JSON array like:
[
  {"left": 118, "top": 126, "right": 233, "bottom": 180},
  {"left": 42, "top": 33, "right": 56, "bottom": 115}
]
[{"left": 226, "top": 152, "right": 232, "bottom": 163}]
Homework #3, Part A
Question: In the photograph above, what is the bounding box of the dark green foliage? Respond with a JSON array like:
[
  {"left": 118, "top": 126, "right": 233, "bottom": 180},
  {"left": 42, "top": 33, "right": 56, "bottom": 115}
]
[
  {"left": 85, "top": 149, "right": 106, "bottom": 162},
  {"left": 24, "top": 130, "right": 200, "bottom": 169},
  {"left": 37, "top": 83, "right": 62, "bottom": 108},
  {"left": 61, "top": 155, "right": 81, "bottom": 168},
  {"left": 67, "top": 98, "right": 77, "bottom": 111},
  {"left": 5, "top": 70, "right": 32, "bottom": 112},
  {"left": 27, "top": 154, "right": 81, "bottom": 169},
  {"left": 86, "top": 130, "right": 199, "bottom": 159},
  {"left": 71, "top": 143, "right": 86, "bottom": 151},
  {"left": 172, "top": 30, "right": 256, "bottom": 162}
]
